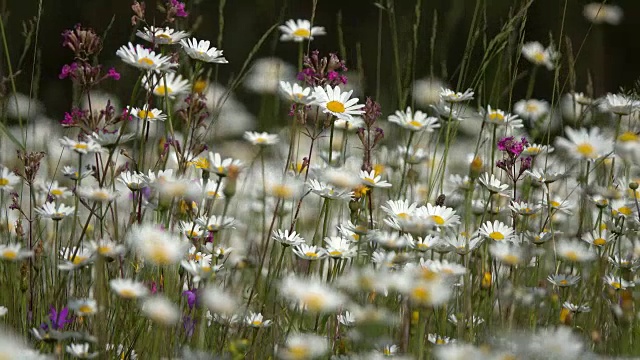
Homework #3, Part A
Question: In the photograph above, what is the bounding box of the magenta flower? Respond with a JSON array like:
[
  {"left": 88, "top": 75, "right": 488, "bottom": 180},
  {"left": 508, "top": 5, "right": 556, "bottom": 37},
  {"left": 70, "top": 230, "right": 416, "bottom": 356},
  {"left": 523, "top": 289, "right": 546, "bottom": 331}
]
[{"left": 107, "top": 67, "right": 121, "bottom": 81}]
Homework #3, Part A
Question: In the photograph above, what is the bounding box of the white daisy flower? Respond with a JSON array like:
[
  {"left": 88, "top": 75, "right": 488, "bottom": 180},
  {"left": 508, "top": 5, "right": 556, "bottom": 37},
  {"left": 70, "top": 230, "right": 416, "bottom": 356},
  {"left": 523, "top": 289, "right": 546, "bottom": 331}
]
[
  {"left": 59, "top": 137, "right": 103, "bottom": 154},
  {"left": 478, "top": 172, "right": 509, "bottom": 194},
  {"left": 207, "top": 152, "right": 243, "bottom": 177},
  {"left": 521, "top": 143, "right": 554, "bottom": 157},
  {"left": 0, "top": 244, "right": 33, "bottom": 261},
  {"left": 279, "top": 81, "right": 312, "bottom": 104},
  {"left": 118, "top": 171, "right": 147, "bottom": 191},
  {"left": 360, "top": 170, "right": 392, "bottom": 188},
  {"left": 245, "top": 312, "right": 272, "bottom": 328},
  {"left": 88, "top": 238, "right": 126, "bottom": 258},
  {"left": 68, "top": 298, "right": 98, "bottom": 317},
  {"left": 109, "top": 278, "right": 148, "bottom": 299},
  {"left": 141, "top": 296, "right": 180, "bottom": 325},
  {"left": 478, "top": 220, "right": 515, "bottom": 241},
  {"left": 417, "top": 203, "right": 460, "bottom": 227},
  {"left": 557, "top": 240, "right": 596, "bottom": 262},
  {"left": 293, "top": 244, "right": 327, "bottom": 260},
  {"left": 604, "top": 274, "right": 634, "bottom": 290},
  {"left": 381, "top": 199, "right": 418, "bottom": 220},
  {"left": 280, "top": 276, "right": 346, "bottom": 313},
  {"left": 66, "top": 343, "right": 98, "bottom": 359},
  {"left": 126, "top": 224, "right": 189, "bottom": 266},
  {"left": 142, "top": 71, "right": 190, "bottom": 98},
  {"left": 388, "top": 106, "right": 440, "bottom": 132},
  {"left": 116, "top": 42, "right": 177, "bottom": 72},
  {"left": 200, "top": 286, "right": 237, "bottom": 316},
  {"left": 513, "top": 99, "right": 549, "bottom": 122},
  {"left": 307, "top": 179, "right": 353, "bottom": 201},
  {"left": 311, "top": 85, "right": 365, "bottom": 121},
  {"left": 243, "top": 131, "right": 279, "bottom": 146},
  {"left": 483, "top": 105, "right": 523, "bottom": 128},
  {"left": 521, "top": 41, "right": 557, "bottom": 70},
  {"left": 413, "top": 77, "right": 444, "bottom": 106},
  {"left": 127, "top": 104, "right": 167, "bottom": 122},
  {"left": 40, "top": 180, "right": 72, "bottom": 199},
  {"left": 76, "top": 186, "right": 117, "bottom": 203},
  {"left": 555, "top": 126, "right": 613, "bottom": 161},
  {"left": 136, "top": 26, "right": 189, "bottom": 45},
  {"left": 34, "top": 202, "right": 75, "bottom": 221},
  {"left": 273, "top": 229, "right": 306, "bottom": 247},
  {"left": 490, "top": 242, "right": 526, "bottom": 266},
  {"left": 583, "top": 3, "right": 623, "bottom": 25},
  {"left": 600, "top": 93, "right": 640, "bottom": 116},
  {"left": 279, "top": 19, "right": 326, "bottom": 42},
  {"left": 439, "top": 87, "right": 474, "bottom": 102},
  {"left": 547, "top": 273, "right": 581, "bottom": 287},
  {"left": 180, "top": 37, "right": 228, "bottom": 63},
  {"left": 196, "top": 215, "right": 236, "bottom": 233}
]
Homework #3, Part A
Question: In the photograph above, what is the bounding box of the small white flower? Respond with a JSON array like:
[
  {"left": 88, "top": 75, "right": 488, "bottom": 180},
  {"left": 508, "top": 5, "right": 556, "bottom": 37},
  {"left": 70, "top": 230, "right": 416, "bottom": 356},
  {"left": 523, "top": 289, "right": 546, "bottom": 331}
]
[
  {"left": 66, "top": 343, "right": 98, "bottom": 359},
  {"left": 311, "top": 85, "right": 365, "bottom": 121},
  {"left": 116, "top": 42, "right": 177, "bottom": 72},
  {"left": 279, "top": 81, "right": 312, "bottom": 104},
  {"left": 279, "top": 19, "right": 326, "bottom": 42},
  {"left": 440, "top": 88, "right": 474, "bottom": 102},
  {"left": 521, "top": 41, "right": 557, "bottom": 70},
  {"left": 584, "top": 3, "right": 623, "bottom": 25},
  {"left": 180, "top": 37, "right": 228, "bottom": 63},
  {"left": 243, "top": 131, "right": 279, "bottom": 146},
  {"left": 137, "top": 26, "right": 190, "bottom": 45}
]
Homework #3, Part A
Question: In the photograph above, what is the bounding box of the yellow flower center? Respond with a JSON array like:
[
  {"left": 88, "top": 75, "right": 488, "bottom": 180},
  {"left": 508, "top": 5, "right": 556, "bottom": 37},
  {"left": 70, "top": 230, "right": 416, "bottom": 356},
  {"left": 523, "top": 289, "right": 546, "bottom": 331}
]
[
  {"left": 288, "top": 345, "right": 309, "bottom": 359},
  {"left": 51, "top": 189, "right": 64, "bottom": 196},
  {"left": 74, "top": 143, "right": 88, "bottom": 150},
  {"left": 436, "top": 339, "right": 445, "bottom": 345},
  {"left": 304, "top": 252, "right": 318, "bottom": 258},
  {"left": 271, "top": 184, "right": 294, "bottom": 198},
  {"left": 489, "top": 231, "right": 504, "bottom": 240},
  {"left": 503, "top": 254, "right": 519, "bottom": 265},
  {"left": 78, "top": 304, "right": 93, "bottom": 314},
  {"left": 0, "top": 178, "right": 8, "bottom": 186},
  {"left": 611, "top": 281, "right": 622, "bottom": 289},
  {"left": 533, "top": 52, "right": 545, "bottom": 63},
  {"left": 525, "top": 104, "right": 538, "bottom": 113},
  {"left": 559, "top": 279, "right": 568, "bottom": 286},
  {"left": 72, "top": 256, "right": 88, "bottom": 265},
  {"left": 329, "top": 250, "right": 342, "bottom": 257},
  {"left": 564, "top": 251, "right": 579, "bottom": 262},
  {"left": 618, "top": 206, "right": 632, "bottom": 216},
  {"left": 94, "top": 191, "right": 111, "bottom": 201},
  {"left": 150, "top": 248, "right": 171, "bottom": 264},
  {"left": 397, "top": 212, "right": 410, "bottom": 219},
  {"left": 292, "top": 28, "right": 311, "bottom": 38},
  {"left": 251, "top": 320, "right": 263, "bottom": 326},
  {"left": 411, "top": 286, "right": 431, "bottom": 303},
  {"left": 119, "top": 289, "right": 136, "bottom": 298},
  {"left": 98, "top": 246, "right": 111, "bottom": 255},
  {"left": 431, "top": 215, "right": 445, "bottom": 225},
  {"left": 576, "top": 143, "right": 595, "bottom": 157},
  {"left": 138, "top": 110, "right": 155, "bottom": 119},
  {"left": 193, "top": 157, "right": 209, "bottom": 169},
  {"left": 156, "top": 33, "right": 172, "bottom": 40},
  {"left": 527, "top": 147, "right": 541, "bottom": 154},
  {"left": 155, "top": 86, "right": 173, "bottom": 96},
  {"left": 303, "top": 294, "right": 324, "bottom": 311},
  {"left": 138, "top": 57, "right": 155, "bottom": 66},
  {"left": 550, "top": 201, "right": 560, "bottom": 208},
  {"left": 593, "top": 238, "right": 606, "bottom": 246},
  {"left": 326, "top": 100, "right": 346, "bottom": 113},
  {"left": 409, "top": 120, "right": 423, "bottom": 127},
  {"left": 488, "top": 112, "right": 504, "bottom": 121},
  {"left": 193, "top": 80, "right": 207, "bottom": 93},
  {"left": 618, "top": 131, "right": 639, "bottom": 142},
  {"left": 383, "top": 348, "right": 392, "bottom": 355},
  {"left": 2, "top": 250, "right": 17, "bottom": 260}
]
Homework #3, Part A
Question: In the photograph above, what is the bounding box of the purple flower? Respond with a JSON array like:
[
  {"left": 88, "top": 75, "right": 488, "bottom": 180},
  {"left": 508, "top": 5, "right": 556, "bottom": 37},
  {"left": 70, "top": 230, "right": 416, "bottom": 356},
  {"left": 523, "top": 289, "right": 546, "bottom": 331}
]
[
  {"left": 170, "top": 0, "right": 188, "bottom": 17},
  {"left": 58, "top": 63, "right": 78, "bottom": 80},
  {"left": 182, "top": 288, "right": 197, "bottom": 309},
  {"left": 41, "top": 306, "right": 72, "bottom": 330},
  {"left": 183, "top": 316, "right": 196, "bottom": 338},
  {"left": 107, "top": 67, "right": 120, "bottom": 81}
]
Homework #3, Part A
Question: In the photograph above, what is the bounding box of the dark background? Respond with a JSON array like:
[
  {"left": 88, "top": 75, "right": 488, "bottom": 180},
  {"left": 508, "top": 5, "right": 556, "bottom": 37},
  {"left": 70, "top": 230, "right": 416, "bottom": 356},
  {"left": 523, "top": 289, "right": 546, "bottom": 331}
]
[{"left": 2, "top": 0, "right": 638, "bottom": 119}]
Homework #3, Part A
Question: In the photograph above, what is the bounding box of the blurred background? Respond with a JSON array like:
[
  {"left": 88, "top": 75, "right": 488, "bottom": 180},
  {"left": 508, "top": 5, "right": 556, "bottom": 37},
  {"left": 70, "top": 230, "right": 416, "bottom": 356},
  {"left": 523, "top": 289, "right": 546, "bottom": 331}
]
[{"left": 2, "top": 0, "right": 637, "bottom": 121}]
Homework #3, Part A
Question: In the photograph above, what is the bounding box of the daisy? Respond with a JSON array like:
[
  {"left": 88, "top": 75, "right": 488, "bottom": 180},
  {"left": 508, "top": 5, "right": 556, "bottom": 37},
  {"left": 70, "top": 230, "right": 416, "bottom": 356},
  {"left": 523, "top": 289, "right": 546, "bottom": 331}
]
[
  {"left": 521, "top": 41, "right": 557, "bottom": 70},
  {"left": 360, "top": 170, "right": 392, "bottom": 188},
  {"left": 381, "top": 199, "right": 417, "bottom": 220},
  {"left": 307, "top": 179, "right": 353, "bottom": 201},
  {"left": 126, "top": 224, "right": 189, "bottom": 266},
  {"left": 40, "top": 180, "right": 72, "bottom": 199},
  {"left": 604, "top": 274, "right": 634, "bottom": 290},
  {"left": 137, "top": 26, "right": 189, "bottom": 45},
  {"left": 478, "top": 172, "right": 509, "bottom": 194},
  {"left": 0, "top": 244, "right": 33, "bottom": 261},
  {"left": 293, "top": 244, "right": 327, "bottom": 260},
  {"left": 179, "top": 37, "right": 228, "bottom": 63},
  {"left": 557, "top": 240, "right": 596, "bottom": 262},
  {"left": 279, "top": 81, "right": 312, "bottom": 104},
  {"left": 582, "top": 230, "right": 612, "bottom": 248},
  {"left": 370, "top": 231, "right": 412, "bottom": 249},
  {"left": 521, "top": 143, "right": 554, "bottom": 157},
  {"left": 509, "top": 201, "right": 541, "bottom": 216},
  {"left": 547, "top": 274, "right": 581, "bottom": 287},
  {"left": 59, "top": 137, "right": 103, "bottom": 154},
  {"left": 109, "top": 278, "right": 148, "bottom": 299},
  {"left": 379, "top": 345, "right": 399, "bottom": 356},
  {"left": 483, "top": 105, "right": 523, "bottom": 128},
  {"left": 180, "top": 260, "right": 219, "bottom": 282},
  {"left": 265, "top": 176, "right": 304, "bottom": 199},
  {"left": 279, "top": 333, "right": 328, "bottom": 360},
  {"left": 402, "top": 279, "right": 451, "bottom": 307},
  {"left": 600, "top": 93, "right": 639, "bottom": 116},
  {"left": 490, "top": 242, "right": 526, "bottom": 266},
  {"left": 243, "top": 131, "right": 279, "bottom": 146},
  {"left": 525, "top": 168, "right": 564, "bottom": 184},
  {"left": 388, "top": 107, "right": 440, "bottom": 132},
  {"left": 58, "top": 247, "right": 94, "bottom": 270},
  {"left": 609, "top": 255, "right": 640, "bottom": 270},
  {"left": 142, "top": 71, "right": 190, "bottom": 99},
  {"left": 334, "top": 116, "right": 365, "bottom": 131},
  {"left": 440, "top": 88, "right": 474, "bottom": 103},
  {"left": 321, "top": 168, "right": 361, "bottom": 189},
  {"left": 279, "top": 19, "right": 326, "bottom": 42},
  {"left": 63, "top": 166, "right": 93, "bottom": 181},
  {"left": 199, "top": 179, "right": 225, "bottom": 200},
  {"left": 141, "top": 296, "right": 180, "bottom": 325},
  {"left": 417, "top": 203, "right": 460, "bottom": 227},
  {"left": 127, "top": 105, "right": 167, "bottom": 122},
  {"left": 445, "top": 234, "right": 484, "bottom": 255},
  {"left": 584, "top": 3, "right": 623, "bottom": 25},
  {"left": 35, "top": 202, "right": 75, "bottom": 221},
  {"left": 513, "top": 99, "right": 549, "bottom": 122},
  {"left": 280, "top": 276, "right": 346, "bottom": 313},
  {"left": 118, "top": 171, "right": 147, "bottom": 191},
  {"left": 178, "top": 221, "right": 205, "bottom": 239},
  {"left": 89, "top": 130, "right": 135, "bottom": 148},
  {"left": 563, "top": 302, "right": 591, "bottom": 313},
  {"left": 207, "top": 152, "right": 243, "bottom": 177},
  {"left": 419, "top": 259, "right": 467, "bottom": 277},
  {"left": 428, "top": 334, "right": 455, "bottom": 345},
  {"left": 478, "top": 220, "right": 515, "bottom": 241},
  {"left": 88, "top": 238, "right": 126, "bottom": 258},
  {"left": 66, "top": 343, "right": 98, "bottom": 359},
  {"left": 554, "top": 127, "right": 613, "bottom": 161},
  {"left": 116, "top": 42, "right": 177, "bottom": 72},
  {"left": 413, "top": 77, "right": 444, "bottom": 106},
  {"left": 245, "top": 312, "right": 272, "bottom": 328},
  {"left": 76, "top": 186, "right": 117, "bottom": 203},
  {"left": 196, "top": 215, "right": 236, "bottom": 233},
  {"left": 410, "top": 235, "right": 450, "bottom": 253},
  {"left": 200, "top": 286, "right": 237, "bottom": 316},
  {"left": 68, "top": 298, "right": 97, "bottom": 317},
  {"left": 311, "top": 85, "right": 365, "bottom": 121}
]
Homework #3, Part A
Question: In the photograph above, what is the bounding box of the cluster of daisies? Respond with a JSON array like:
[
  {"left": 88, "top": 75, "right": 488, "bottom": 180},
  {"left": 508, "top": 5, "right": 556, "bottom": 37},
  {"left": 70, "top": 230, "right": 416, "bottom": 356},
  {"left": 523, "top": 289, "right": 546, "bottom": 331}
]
[{"left": 0, "top": 1, "right": 639, "bottom": 359}]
